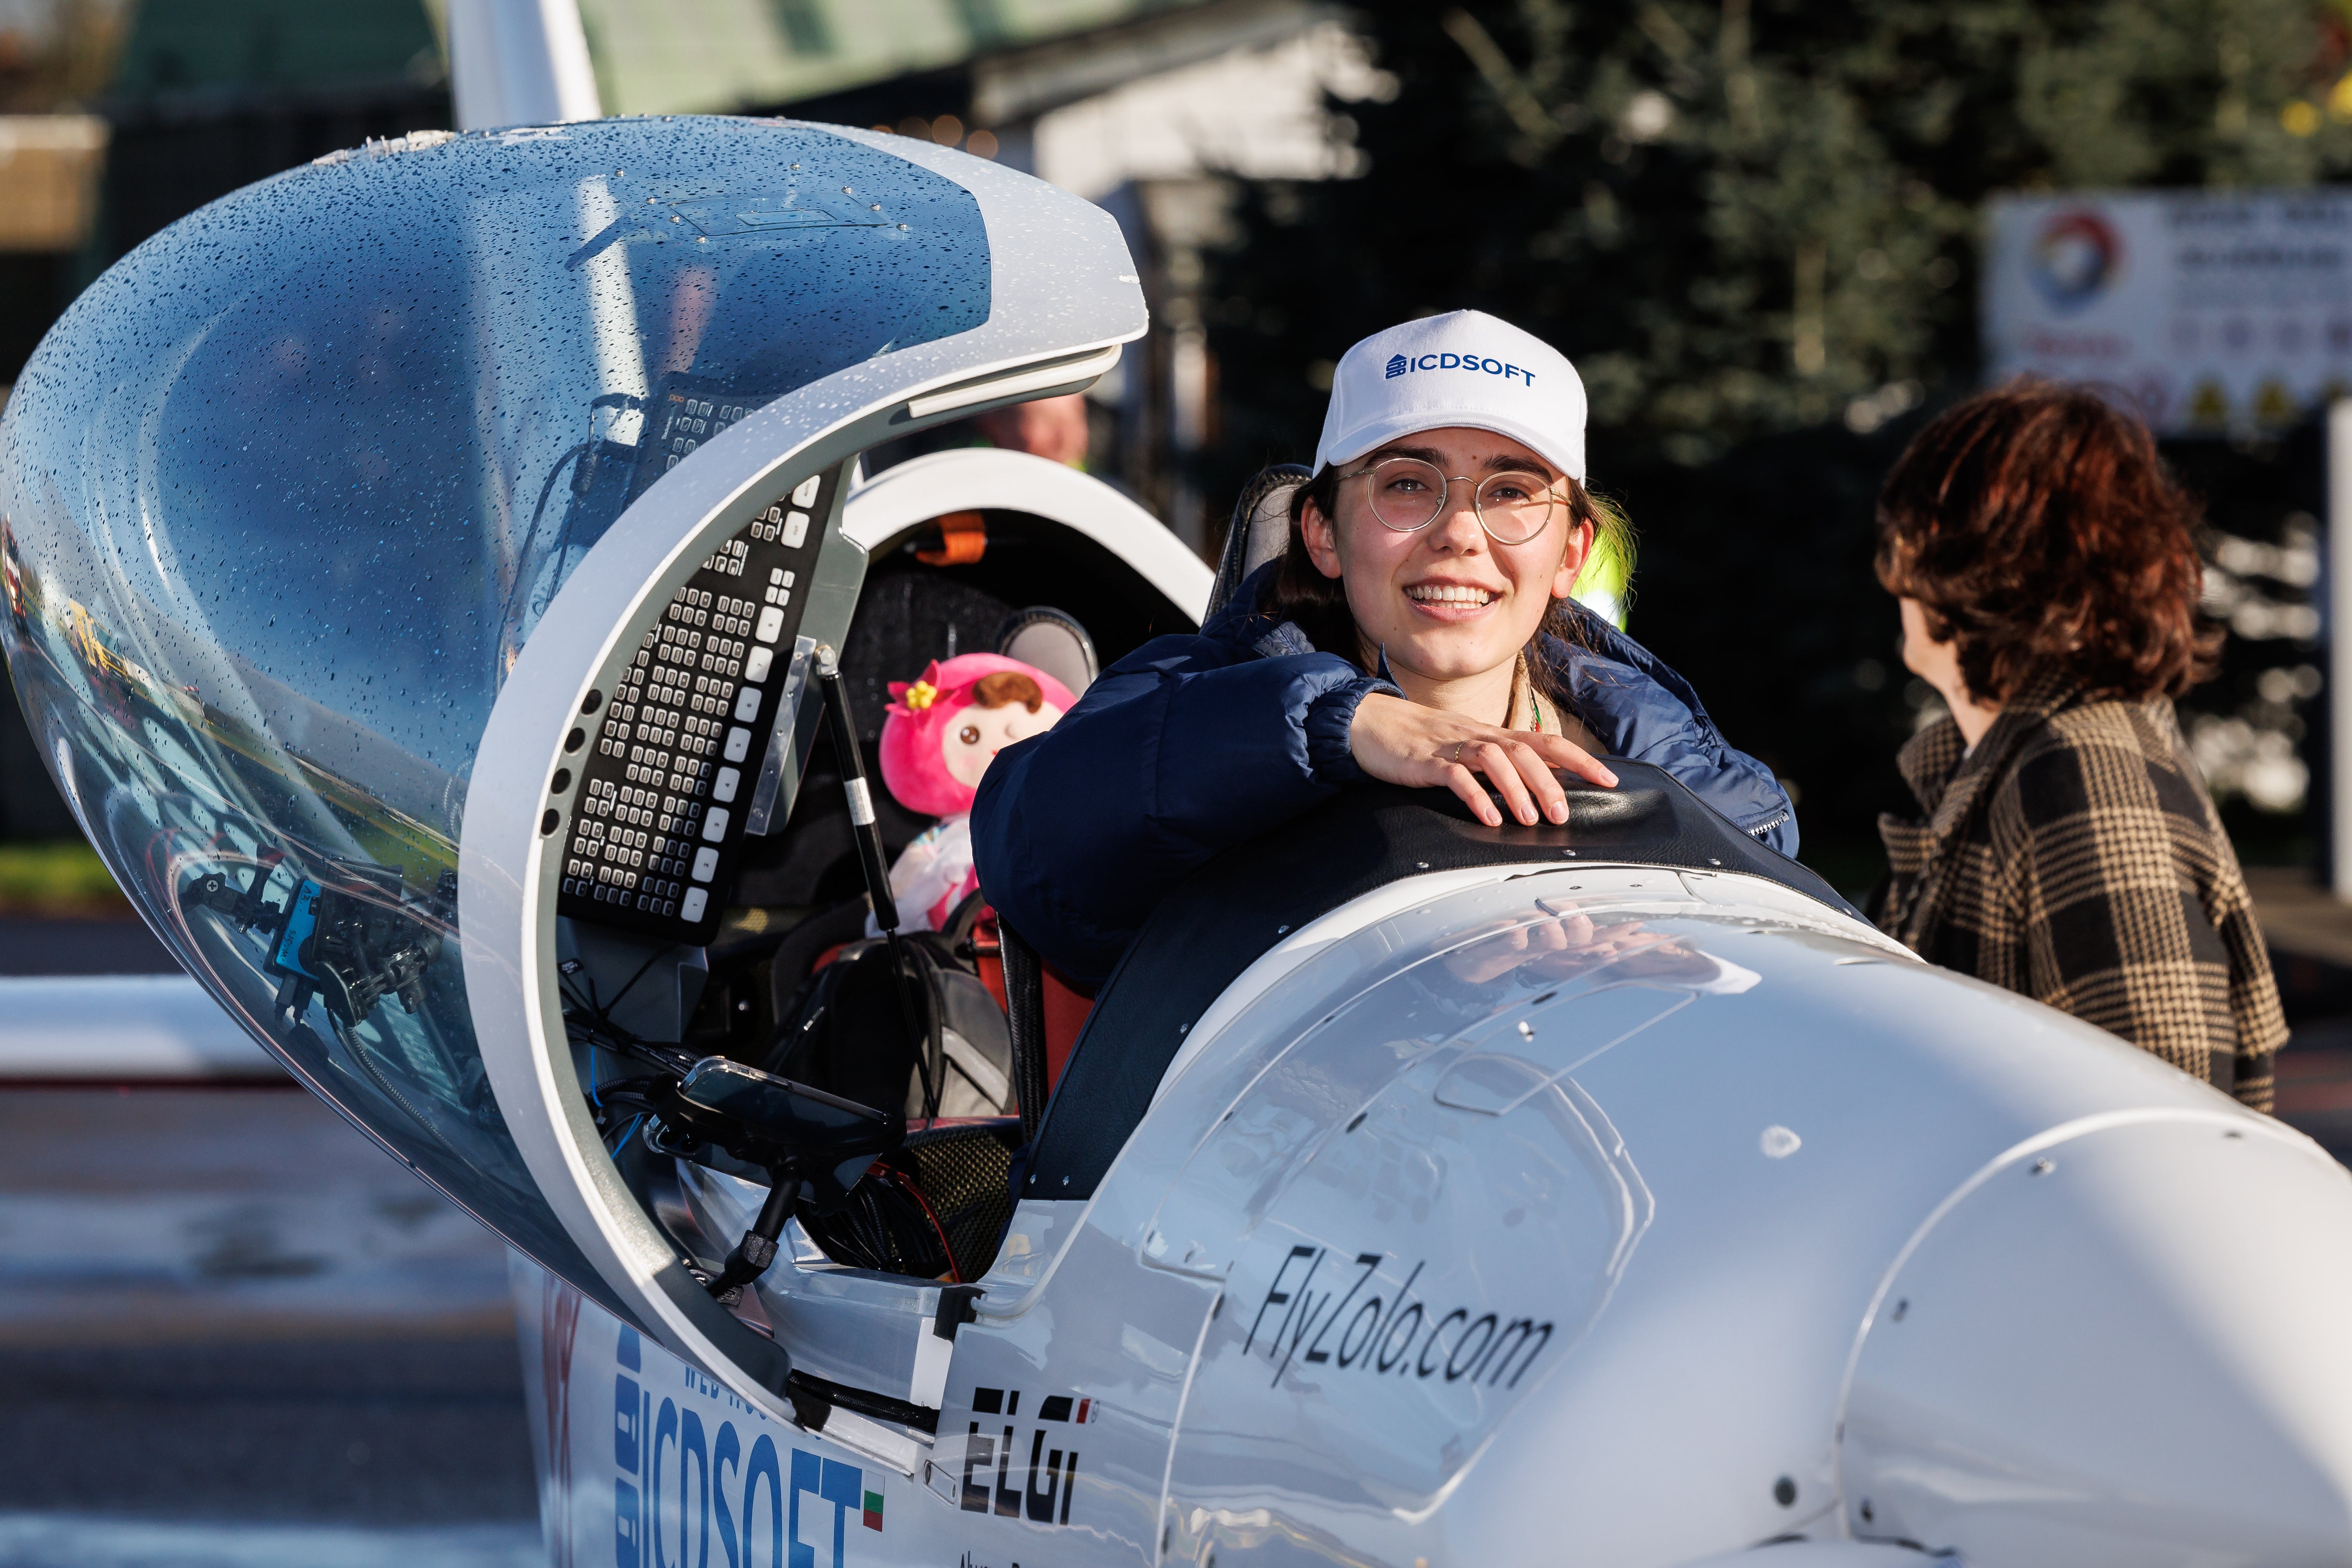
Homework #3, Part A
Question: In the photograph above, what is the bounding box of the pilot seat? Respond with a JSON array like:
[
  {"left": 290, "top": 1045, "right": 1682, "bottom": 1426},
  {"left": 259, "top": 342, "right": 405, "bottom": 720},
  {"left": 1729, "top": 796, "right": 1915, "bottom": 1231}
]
[{"left": 675, "top": 504, "right": 1115, "bottom": 1286}]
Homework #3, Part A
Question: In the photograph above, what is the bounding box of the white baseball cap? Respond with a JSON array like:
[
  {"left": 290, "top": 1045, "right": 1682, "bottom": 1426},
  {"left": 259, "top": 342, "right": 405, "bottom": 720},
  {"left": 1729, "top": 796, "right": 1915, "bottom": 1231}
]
[{"left": 1313, "top": 310, "right": 1588, "bottom": 483}]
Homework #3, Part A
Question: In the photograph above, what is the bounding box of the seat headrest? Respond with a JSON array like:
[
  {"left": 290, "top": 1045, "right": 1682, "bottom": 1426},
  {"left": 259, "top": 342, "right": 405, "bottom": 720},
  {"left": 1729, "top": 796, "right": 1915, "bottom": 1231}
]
[
  {"left": 995, "top": 607, "right": 1098, "bottom": 697},
  {"left": 1206, "top": 463, "right": 1312, "bottom": 621}
]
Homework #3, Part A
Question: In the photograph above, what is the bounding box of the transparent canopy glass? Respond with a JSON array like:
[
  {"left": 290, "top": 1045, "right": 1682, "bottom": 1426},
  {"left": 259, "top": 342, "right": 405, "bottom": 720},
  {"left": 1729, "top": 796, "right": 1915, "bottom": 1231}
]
[{"left": 0, "top": 117, "right": 992, "bottom": 1311}]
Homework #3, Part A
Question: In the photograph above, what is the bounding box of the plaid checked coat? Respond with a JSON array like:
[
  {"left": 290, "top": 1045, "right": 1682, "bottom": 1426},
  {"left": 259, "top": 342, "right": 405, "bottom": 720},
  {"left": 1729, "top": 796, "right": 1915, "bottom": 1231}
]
[{"left": 1874, "top": 670, "right": 2285, "bottom": 1111}]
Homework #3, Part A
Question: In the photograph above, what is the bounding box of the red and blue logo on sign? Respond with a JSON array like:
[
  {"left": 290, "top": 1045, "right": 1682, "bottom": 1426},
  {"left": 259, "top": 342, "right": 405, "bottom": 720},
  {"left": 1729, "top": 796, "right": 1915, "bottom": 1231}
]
[{"left": 2030, "top": 210, "right": 2122, "bottom": 311}]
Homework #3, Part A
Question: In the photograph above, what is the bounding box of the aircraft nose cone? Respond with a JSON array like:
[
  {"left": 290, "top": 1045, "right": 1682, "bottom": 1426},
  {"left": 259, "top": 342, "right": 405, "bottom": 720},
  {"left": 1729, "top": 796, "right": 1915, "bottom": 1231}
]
[{"left": 1839, "top": 1113, "right": 2352, "bottom": 1565}]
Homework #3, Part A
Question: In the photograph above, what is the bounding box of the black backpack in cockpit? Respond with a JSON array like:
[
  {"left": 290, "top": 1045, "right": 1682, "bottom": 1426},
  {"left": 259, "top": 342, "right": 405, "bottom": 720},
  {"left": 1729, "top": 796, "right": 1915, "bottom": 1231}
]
[
  {"left": 763, "top": 894, "right": 1015, "bottom": 1121},
  {"left": 757, "top": 893, "right": 1031, "bottom": 1285}
]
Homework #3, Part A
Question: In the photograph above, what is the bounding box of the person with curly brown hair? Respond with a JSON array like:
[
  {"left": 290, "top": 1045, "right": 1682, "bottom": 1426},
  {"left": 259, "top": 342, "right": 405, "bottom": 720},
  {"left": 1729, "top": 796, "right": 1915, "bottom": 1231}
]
[{"left": 1873, "top": 380, "right": 2285, "bottom": 1110}]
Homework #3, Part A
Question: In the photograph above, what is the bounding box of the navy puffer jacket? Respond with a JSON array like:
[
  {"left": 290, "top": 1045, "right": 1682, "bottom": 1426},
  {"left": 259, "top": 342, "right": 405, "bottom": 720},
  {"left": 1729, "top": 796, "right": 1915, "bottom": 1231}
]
[{"left": 971, "top": 564, "right": 1795, "bottom": 985}]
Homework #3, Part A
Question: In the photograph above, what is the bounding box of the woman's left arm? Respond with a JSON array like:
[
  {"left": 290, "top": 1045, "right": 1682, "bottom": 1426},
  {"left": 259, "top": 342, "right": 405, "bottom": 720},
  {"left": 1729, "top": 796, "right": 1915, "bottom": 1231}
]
[{"left": 1998, "top": 737, "right": 2252, "bottom": 1101}]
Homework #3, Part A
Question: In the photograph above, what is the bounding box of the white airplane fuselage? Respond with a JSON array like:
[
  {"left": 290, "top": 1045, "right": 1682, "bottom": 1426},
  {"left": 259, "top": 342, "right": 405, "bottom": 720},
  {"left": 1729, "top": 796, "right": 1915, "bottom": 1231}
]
[{"left": 514, "top": 863, "right": 2352, "bottom": 1568}]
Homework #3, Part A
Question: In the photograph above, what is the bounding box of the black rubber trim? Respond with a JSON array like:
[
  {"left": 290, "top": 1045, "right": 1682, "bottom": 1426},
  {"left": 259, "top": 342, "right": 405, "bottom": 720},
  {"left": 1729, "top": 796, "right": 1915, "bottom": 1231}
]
[
  {"left": 1206, "top": 462, "right": 1311, "bottom": 620},
  {"left": 787, "top": 1370, "right": 940, "bottom": 1436},
  {"left": 1000, "top": 920, "right": 1051, "bottom": 1146},
  {"left": 934, "top": 1283, "right": 983, "bottom": 1341},
  {"left": 1025, "top": 763, "right": 1852, "bottom": 1201}
]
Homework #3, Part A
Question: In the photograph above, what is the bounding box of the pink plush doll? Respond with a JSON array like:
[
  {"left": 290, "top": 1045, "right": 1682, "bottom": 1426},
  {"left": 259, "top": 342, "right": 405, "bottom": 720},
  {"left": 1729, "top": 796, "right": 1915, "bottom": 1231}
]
[{"left": 872, "top": 653, "right": 1075, "bottom": 933}]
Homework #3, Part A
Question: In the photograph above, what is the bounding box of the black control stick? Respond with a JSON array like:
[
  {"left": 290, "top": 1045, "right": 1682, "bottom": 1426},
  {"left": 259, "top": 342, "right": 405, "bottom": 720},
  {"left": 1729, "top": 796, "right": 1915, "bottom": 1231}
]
[{"left": 814, "top": 646, "right": 938, "bottom": 1119}]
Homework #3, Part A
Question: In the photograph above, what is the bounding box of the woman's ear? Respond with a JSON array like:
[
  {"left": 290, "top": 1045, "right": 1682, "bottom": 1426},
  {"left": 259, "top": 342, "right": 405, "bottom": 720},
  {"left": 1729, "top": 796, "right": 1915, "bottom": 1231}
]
[
  {"left": 1300, "top": 496, "right": 1345, "bottom": 581},
  {"left": 1550, "top": 520, "right": 1595, "bottom": 600}
]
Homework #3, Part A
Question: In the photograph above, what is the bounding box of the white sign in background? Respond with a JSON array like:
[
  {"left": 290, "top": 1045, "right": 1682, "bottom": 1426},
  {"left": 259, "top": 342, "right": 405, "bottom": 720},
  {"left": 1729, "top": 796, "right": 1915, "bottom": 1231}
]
[
  {"left": 1984, "top": 189, "right": 2352, "bottom": 434},
  {"left": 1991, "top": 189, "right": 2352, "bottom": 893}
]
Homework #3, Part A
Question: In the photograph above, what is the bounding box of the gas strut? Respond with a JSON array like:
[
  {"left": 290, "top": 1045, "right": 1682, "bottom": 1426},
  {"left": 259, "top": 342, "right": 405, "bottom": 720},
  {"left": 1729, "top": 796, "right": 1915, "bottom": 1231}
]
[{"left": 814, "top": 646, "right": 938, "bottom": 1119}]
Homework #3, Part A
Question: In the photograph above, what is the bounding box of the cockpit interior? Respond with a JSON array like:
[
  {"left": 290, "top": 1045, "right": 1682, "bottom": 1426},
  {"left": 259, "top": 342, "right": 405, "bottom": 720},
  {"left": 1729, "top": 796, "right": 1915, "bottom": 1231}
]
[{"left": 589, "top": 458, "right": 1203, "bottom": 1304}]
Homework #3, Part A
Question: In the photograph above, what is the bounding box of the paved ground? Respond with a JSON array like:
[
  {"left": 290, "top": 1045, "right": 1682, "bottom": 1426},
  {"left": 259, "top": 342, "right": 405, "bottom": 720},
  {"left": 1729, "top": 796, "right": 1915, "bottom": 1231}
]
[
  {"left": 2252, "top": 880, "right": 2352, "bottom": 1166},
  {"left": 2276, "top": 1007, "right": 2352, "bottom": 1167},
  {"left": 0, "top": 917, "right": 178, "bottom": 977},
  {"left": 0, "top": 1086, "right": 541, "bottom": 1568}
]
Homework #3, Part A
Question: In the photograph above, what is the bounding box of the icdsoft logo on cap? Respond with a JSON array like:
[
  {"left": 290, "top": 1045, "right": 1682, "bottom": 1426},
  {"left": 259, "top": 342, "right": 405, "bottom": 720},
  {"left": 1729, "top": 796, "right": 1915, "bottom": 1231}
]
[
  {"left": 1316, "top": 310, "right": 1587, "bottom": 482},
  {"left": 1383, "top": 350, "right": 1543, "bottom": 386}
]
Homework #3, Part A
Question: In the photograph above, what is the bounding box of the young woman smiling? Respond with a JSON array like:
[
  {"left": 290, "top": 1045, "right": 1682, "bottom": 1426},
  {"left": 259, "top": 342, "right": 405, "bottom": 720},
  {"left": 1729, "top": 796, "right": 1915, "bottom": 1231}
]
[{"left": 973, "top": 312, "right": 1794, "bottom": 985}]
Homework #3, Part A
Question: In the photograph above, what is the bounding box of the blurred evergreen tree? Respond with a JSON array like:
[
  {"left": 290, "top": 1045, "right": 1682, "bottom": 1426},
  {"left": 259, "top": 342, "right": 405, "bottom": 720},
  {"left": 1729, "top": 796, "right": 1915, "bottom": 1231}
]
[{"left": 1203, "top": 0, "right": 2352, "bottom": 884}]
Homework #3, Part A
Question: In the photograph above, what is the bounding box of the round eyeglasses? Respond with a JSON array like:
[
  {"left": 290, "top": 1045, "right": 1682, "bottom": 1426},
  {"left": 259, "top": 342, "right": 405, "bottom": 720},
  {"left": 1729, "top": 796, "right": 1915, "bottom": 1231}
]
[{"left": 1336, "top": 457, "right": 1565, "bottom": 546}]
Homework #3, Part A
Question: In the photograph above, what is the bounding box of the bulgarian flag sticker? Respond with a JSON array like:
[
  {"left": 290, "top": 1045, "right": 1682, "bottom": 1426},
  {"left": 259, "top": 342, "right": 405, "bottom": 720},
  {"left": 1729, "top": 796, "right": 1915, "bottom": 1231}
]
[{"left": 863, "top": 1489, "right": 884, "bottom": 1532}]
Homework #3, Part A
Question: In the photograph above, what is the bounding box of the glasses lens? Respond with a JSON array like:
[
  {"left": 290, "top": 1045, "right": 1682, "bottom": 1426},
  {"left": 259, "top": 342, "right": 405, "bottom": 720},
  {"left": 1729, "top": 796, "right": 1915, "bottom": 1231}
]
[
  {"left": 1362, "top": 458, "right": 1448, "bottom": 532},
  {"left": 1476, "top": 471, "right": 1559, "bottom": 545}
]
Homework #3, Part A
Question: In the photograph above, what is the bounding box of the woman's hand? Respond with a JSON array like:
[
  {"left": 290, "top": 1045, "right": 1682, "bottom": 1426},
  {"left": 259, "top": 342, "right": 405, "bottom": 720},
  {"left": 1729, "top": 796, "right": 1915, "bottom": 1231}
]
[{"left": 1348, "top": 693, "right": 1617, "bottom": 827}]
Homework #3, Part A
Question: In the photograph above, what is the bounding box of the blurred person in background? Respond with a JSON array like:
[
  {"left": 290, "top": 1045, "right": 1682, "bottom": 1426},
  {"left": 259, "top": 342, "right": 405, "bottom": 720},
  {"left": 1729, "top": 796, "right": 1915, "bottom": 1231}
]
[
  {"left": 1873, "top": 381, "right": 2285, "bottom": 1110},
  {"left": 972, "top": 391, "right": 1089, "bottom": 467},
  {"left": 886, "top": 392, "right": 1092, "bottom": 567}
]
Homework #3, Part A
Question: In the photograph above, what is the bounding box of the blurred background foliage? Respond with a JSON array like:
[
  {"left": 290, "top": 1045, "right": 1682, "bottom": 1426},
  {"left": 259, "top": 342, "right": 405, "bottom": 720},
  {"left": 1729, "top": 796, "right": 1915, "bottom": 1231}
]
[
  {"left": 0, "top": 839, "right": 123, "bottom": 913},
  {"left": 1203, "top": 0, "right": 2352, "bottom": 893},
  {"left": 0, "top": 0, "right": 440, "bottom": 912}
]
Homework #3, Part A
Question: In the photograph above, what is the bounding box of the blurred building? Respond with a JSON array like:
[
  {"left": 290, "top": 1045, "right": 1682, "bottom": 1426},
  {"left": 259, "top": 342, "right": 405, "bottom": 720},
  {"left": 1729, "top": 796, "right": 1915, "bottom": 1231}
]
[
  {"left": 0, "top": 111, "right": 102, "bottom": 250},
  {"left": 572, "top": 0, "right": 1388, "bottom": 552},
  {"left": 0, "top": 111, "right": 101, "bottom": 378},
  {"left": 0, "top": 0, "right": 448, "bottom": 381},
  {"left": 88, "top": 0, "right": 448, "bottom": 270},
  {"left": 3, "top": 0, "right": 1388, "bottom": 544},
  {"left": 0, "top": 0, "right": 1383, "bottom": 841},
  {"left": 0, "top": 0, "right": 449, "bottom": 840}
]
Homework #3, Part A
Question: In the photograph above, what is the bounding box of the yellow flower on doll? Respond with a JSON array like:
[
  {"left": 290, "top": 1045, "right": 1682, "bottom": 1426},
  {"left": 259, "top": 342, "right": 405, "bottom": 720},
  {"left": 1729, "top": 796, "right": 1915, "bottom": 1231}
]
[{"left": 902, "top": 680, "right": 938, "bottom": 712}]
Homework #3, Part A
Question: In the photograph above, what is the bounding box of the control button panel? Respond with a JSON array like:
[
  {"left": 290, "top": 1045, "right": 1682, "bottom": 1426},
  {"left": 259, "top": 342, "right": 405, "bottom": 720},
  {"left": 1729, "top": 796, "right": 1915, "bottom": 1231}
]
[{"left": 557, "top": 466, "right": 836, "bottom": 946}]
